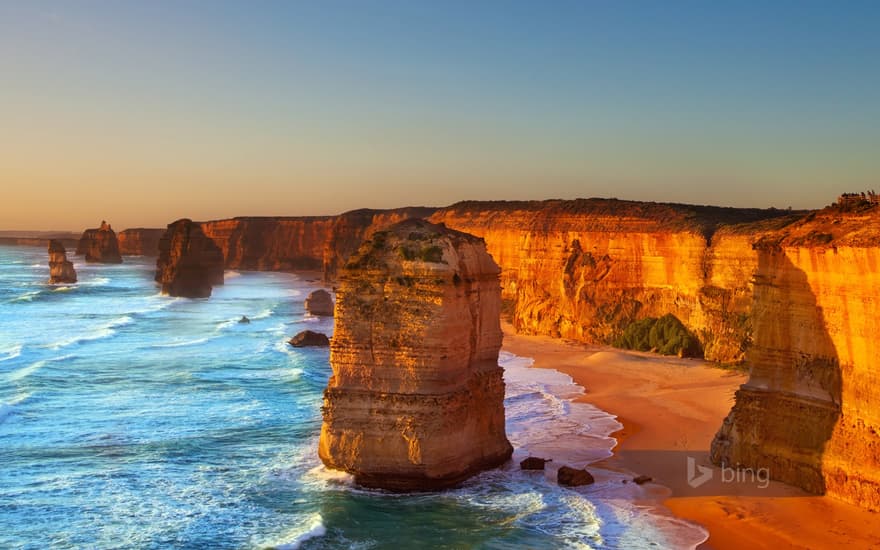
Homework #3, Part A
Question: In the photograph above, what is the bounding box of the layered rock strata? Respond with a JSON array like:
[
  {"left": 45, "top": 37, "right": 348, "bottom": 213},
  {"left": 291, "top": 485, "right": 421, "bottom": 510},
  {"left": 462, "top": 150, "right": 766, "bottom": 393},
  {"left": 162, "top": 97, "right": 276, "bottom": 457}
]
[
  {"left": 155, "top": 219, "right": 225, "bottom": 298},
  {"left": 118, "top": 228, "right": 165, "bottom": 256},
  {"left": 76, "top": 221, "right": 123, "bottom": 263},
  {"left": 711, "top": 206, "right": 880, "bottom": 511},
  {"left": 47, "top": 240, "right": 77, "bottom": 284},
  {"left": 319, "top": 219, "right": 513, "bottom": 490}
]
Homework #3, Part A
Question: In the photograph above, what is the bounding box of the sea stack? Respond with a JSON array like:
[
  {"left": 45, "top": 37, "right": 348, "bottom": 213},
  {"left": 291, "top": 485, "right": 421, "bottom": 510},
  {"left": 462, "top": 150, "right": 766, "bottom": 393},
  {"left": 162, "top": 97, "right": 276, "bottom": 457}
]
[
  {"left": 76, "top": 221, "right": 123, "bottom": 263},
  {"left": 47, "top": 239, "right": 77, "bottom": 284},
  {"left": 319, "top": 219, "right": 512, "bottom": 490},
  {"left": 155, "top": 219, "right": 225, "bottom": 298},
  {"left": 304, "top": 289, "right": 334, "bottom": 316}
]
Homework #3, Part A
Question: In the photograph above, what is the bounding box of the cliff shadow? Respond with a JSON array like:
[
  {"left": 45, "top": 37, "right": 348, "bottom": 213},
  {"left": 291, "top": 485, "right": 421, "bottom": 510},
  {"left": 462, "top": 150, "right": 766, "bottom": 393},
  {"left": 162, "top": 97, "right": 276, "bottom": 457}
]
[{"left": 709, "top": 244, "right": 842, "bottom": 496}]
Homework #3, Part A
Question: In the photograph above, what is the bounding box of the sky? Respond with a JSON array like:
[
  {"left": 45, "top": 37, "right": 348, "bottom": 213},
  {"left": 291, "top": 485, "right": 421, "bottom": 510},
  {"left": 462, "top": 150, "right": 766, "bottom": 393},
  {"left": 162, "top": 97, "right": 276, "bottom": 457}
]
[{"left": 2, "top": 1, "right": 879, "bottom": 231}]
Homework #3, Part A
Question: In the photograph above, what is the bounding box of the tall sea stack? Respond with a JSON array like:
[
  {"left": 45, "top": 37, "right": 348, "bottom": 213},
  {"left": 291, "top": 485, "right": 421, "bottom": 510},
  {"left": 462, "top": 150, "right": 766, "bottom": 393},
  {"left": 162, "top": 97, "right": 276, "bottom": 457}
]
[
  {"left": 155, "top": 219, "right": 225, "bottom": 298},
  {"left": 48, "top": 239, "right": 77, "bottom": 284},
  {"left": 76, "top": 221, "right": 123, "bottom": 263},
  {"left": 319, "top": 219, "right": 512, "bottom": 490}
]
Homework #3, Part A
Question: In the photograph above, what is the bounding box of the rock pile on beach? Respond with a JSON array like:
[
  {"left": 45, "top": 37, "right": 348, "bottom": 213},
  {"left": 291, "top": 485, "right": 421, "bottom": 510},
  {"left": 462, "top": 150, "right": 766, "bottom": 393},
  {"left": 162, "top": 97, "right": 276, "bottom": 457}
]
[{"left": 319, "top": 219, "right": 512, "bottom": 491}]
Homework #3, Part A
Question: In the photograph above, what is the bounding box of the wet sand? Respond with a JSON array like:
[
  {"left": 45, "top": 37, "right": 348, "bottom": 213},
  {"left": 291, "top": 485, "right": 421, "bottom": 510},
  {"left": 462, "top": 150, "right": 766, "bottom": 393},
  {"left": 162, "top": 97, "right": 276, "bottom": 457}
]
[{"left": 501, "top": 324, "right": 880, "bottom": 550}]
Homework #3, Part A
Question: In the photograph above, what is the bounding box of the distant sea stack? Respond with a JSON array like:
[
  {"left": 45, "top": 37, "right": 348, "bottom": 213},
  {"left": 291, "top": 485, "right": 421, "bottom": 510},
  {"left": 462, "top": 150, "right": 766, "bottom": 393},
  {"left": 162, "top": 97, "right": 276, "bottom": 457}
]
[
  {"left": 76, "top": 221, "right": 123, "bottom": 263},
  {"left": 118, "top": 228, "right": 165, "bottom": 256},
  {"left": 304, "top": 289, "right": 334, "bottom": 316},
  {"left": 155, "top": 219, "right": 225, "bottom": 298},
  {"left": 47, "top": 240, "right": 77, "bottom": 284},
  {"left": 319, "top": 219, "right": 513, "bottom": 491}
]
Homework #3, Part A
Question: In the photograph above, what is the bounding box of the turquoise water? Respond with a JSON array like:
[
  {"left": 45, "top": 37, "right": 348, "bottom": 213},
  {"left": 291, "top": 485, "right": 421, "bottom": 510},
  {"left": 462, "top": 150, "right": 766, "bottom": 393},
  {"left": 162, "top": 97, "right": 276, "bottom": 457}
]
[{"left": 0, "top": 245, "right": 706, "bottom": 549}]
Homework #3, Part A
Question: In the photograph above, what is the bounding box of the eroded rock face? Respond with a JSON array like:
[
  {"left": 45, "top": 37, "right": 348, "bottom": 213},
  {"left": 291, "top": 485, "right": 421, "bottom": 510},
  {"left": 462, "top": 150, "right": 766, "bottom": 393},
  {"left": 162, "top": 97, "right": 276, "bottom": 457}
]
[
  {"left": 304, "top": 289, "right": 334, "bottom": 316},
  {"left": 118, "top": 228, "right": 165, "bottom": 256},
  {"left": 76, "top": 221, "right": 122, "bottom": 263},
  {"left": 155, "top": 219, "right": 224, "bottom": 298},
  {"left": 319, "top": 219, "right": 512, "bottom": 490},
  {"left": 711, "top": 207, "right": 880, "bottom": 511},
  {"left": 557, "top": 466, "right": 594, "bottom": 487},
  {"left": 48, "top": 240, "right": 76, "bottom": 284}
]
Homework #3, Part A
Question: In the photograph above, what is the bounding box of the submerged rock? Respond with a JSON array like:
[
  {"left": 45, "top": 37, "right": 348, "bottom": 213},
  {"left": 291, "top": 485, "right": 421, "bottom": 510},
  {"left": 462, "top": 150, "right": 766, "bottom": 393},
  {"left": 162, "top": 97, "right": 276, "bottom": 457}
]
[
  {"left": 557, "top": 466, "right": 595, "bottom": 487},
  {"left": 155, "top": 219, "right": 225, "bottom": 298},
  {"left": 48, "top": 240, "right": 77, "bottom": 284},
  {"left": 238, "top": 316, "right": 250, "bottom": 324},
  {"left": 76, "top": 221, "right": 122, "bottom": 264},
  {"left": 319, "top": 219, "right": 513, "bottom": 491},
  {"left": 288, "top": 330, "right": 330, "bottom": 347},
  {"left": 304, "top": 289, "right": 334, "bottom": 316},
  {"left": 633, "top": 475, "right": 653, "bottom": 485},
  {"left": 520, "top": 457, "right": 551, "bottom": 471}
]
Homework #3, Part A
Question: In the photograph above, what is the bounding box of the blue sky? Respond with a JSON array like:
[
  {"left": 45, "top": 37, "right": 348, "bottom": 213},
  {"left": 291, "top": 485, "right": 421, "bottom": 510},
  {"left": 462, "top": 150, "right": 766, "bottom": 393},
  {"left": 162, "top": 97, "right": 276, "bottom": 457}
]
[{"left": 1, "top": 1, "right": 878, "bottom": 229}]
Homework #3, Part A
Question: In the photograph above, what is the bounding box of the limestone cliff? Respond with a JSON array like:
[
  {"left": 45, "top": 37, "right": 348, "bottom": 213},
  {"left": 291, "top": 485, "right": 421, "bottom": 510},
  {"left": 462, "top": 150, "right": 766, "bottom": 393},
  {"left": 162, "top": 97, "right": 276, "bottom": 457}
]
[
  {"left": 430, "top": 200, "right": 796, "bottom": 363},
  {"left": 155, "top": 219, "right": 225, "bottom": 298},
  {"left": 711, "top": 206, "right": 880, "bottom": 511},
  {"left": 47, "top": 240, "right": 77, "bottom": 284},
  {"left": 118, "top": 228, "right": 165, "bottom": 256},
  {"left": 76, "top": 221, "right": 123, "bottom": 264},
  {"left": 320, "top": 207, "right": 438, "bottom": 280},
  {"left": 200, "top": 216, "right": 336, "bottom": 271},
  {"left": 319, "top": 219, "right": 512, "bottom": 490}
]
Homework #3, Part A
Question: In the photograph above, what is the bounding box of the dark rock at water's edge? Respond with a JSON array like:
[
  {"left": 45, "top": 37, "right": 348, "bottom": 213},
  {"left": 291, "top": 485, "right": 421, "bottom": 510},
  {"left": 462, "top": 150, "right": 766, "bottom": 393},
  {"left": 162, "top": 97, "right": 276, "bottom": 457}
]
[
  {"left": 304, "top": 289, "right": 334, "bottom": 316},
  {"left": 288, "top": 330, "right": 330, "bottom": 347},
  {"left": 155, "top": 219, "right": 225, "bottom": 298},
  {"left": 238, "top": 316, "right": 250, "bottom": 324},
  {"left": 520, "top": 457, "right": 551, "bottom": 470},
  {"left": 557, "top": 466, "right": 595, "bottom": 487},
  {"left": 76, "top": 221, "right": 123, "bottom": 263},
  {"left": 633, "top": 475, "right": 653, "bottom": 485},
  {"left": 48, "top": 240, "right": 77, "bottom": 284}
]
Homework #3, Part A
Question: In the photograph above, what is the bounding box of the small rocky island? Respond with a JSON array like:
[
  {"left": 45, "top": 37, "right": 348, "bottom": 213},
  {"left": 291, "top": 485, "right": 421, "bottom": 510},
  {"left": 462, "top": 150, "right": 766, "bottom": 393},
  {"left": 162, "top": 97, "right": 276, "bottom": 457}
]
[
  {"left": 76, "top": 221, "right": 123, "bottom": 263},
  {"left": 48, "top": 239, "right": 77, "bottom": 284},
  {"left": 304, "top": 289, "right": 334, "bottom": 316},
  {"left": 155, "top": 219, "right": 225, "bottom": 298},
  {"left": 319, "top": 219, "right": 513, "bottom": 490}
]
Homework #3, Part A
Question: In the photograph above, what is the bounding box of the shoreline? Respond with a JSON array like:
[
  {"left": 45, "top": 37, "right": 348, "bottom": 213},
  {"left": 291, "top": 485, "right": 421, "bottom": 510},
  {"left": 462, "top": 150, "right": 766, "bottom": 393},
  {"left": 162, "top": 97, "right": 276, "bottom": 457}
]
[{"left": 501, "top": 323, "right": 880, "bottom": 550}]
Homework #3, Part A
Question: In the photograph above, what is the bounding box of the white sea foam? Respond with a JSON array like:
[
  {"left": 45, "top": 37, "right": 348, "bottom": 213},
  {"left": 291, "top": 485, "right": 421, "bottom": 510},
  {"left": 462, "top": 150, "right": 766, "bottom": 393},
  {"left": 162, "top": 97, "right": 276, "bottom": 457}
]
[
  {"left": 225, "top": 270, "right": 242, "bottom": 279},
  {"left": 0, "top": 392, "right": 30, "bottom": 424},
  {"left": 0, "top": 344, "right": 22, "bottom": 362},
  {"left": 251, "top": 307, "right": 274, "bottom": 320},
  {"left": 52, "top": 285, "right": 75, "bottom": 292},
  {"left": 45, "top": 316, "right": 132, "bottom": 349},
  {"left": 148, "top": 337, "right": 216, "bottom": 349},
  {"left": 270, "top": 514, "right": 327, "bottom": 549},
  {"left": 6, "top": 354, "right": 75, "bottom": 383},
  {"left": 10, "top": 290, "right": 41, "bottom": 303}
]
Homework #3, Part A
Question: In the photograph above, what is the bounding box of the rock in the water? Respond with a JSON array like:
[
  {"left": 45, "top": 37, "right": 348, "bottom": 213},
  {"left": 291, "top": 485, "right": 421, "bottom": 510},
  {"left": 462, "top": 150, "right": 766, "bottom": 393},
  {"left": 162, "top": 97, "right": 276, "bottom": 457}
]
[
  {"left": 319, "top": 219, "right": 513, "bottom": 491},
  {"left": 304, "top": 289, "right": 334, "bottom": 316},
  {"left": 633, "top": 475, "right": 653, "bottom": 485},
  {"left": 48, "top": 240, "right": 77, "bottom": 284},
  {"left": 239, "top": 316, "right": 250, "bottom": 324},
  {"left": 288, "top": 330, "right": 330, "bottom": 347},
  {"left": 557, "top": 466, "right": 595, "bottom": 487},
  {"left": 520, "top": 457, "right": 551, "bottom": 470},
  {"left": 155, "top": 219, "right": 225, "bottom": 298},
  {"left": 76, "top": 221, "right": 122, "bottom": 263}
]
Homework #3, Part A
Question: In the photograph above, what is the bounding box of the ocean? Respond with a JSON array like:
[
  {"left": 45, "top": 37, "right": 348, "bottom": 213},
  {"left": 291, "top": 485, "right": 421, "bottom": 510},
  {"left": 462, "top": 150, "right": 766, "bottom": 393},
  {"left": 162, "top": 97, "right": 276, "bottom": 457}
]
[{"left": 0, "top": 244, "right": 707, "bottom": 549}]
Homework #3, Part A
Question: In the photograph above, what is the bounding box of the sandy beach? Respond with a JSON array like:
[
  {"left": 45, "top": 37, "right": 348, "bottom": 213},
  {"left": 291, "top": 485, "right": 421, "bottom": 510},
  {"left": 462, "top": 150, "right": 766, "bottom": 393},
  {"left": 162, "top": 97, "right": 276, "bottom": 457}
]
[{"left": 501, "top": 323, "right": 880, "bottom": 550}]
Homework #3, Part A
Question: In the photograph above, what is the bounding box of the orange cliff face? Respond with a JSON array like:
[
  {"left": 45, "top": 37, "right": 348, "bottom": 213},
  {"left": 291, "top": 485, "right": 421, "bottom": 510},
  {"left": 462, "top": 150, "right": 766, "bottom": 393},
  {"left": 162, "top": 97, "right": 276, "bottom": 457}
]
[
  {"left": 200, "top": 217, "right": 336, "bottom": 272},
  {"left": 118, "top": 228, "right": 165, "bottom": 256},
  {"left": 430, "top": 200, "right": 795, "bottom": 363},
  {"left": 712, "top": 206, "right": 880, "bottom": 511},
  {"left": 319, "top": 219, "right": 512, "bottom": 490}
]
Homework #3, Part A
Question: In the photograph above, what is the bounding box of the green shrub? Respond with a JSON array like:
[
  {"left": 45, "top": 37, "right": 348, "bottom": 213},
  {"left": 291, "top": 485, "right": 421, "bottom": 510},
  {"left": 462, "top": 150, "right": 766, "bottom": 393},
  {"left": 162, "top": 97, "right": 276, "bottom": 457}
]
[{"left": 613, "top": 314, "right": 702, "bottom": 358}]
